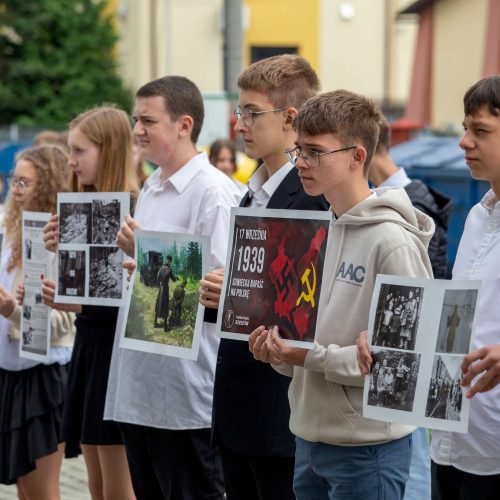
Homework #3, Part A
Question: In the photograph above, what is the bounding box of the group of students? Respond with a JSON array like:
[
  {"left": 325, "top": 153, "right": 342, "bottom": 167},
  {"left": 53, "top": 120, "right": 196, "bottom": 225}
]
[{"left": 0, "top": 53, "right": 498, "bottom": 500}]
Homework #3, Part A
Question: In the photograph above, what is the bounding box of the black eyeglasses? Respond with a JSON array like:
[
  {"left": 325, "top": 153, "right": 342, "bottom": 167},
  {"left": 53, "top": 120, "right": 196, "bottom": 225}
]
[
  {"left": 285, "top": 145, "right": 356, "bottom": 168},
  {"left": 233, "top": 107, "right": 284, "bottom": 127}
]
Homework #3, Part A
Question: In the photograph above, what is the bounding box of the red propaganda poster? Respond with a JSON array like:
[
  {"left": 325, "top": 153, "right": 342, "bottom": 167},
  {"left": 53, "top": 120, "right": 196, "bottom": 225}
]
[{"left": 217, "top": 208, "right": 331, "bottom": 348}]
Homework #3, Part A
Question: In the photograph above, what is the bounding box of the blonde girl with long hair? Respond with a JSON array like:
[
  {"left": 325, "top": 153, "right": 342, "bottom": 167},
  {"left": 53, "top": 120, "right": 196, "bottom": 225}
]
[
  {"left": 43, "top": 106, "right": 139, "bottom": 500},
  {"left": 0, "top": 145, "right": 75, "bottom": 500}
]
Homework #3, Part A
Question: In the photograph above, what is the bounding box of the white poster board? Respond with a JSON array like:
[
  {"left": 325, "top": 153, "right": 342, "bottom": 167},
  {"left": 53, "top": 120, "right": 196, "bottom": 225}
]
[
  {"left": 119, "top": 229, "right": 210, "bottom": 360},
  {"left": 20, "top": 211, "right": 52, "bottom": 362},
  {"left": 363, "top": 274, "right": 481, "bottom": 433},
  {"left": 55, "top": 192, "right": 129, "bottom": 306}
]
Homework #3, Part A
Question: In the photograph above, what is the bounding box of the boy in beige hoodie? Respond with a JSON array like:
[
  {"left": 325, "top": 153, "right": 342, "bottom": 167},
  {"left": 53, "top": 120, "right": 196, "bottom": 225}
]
[{"left": 249, "top": 89, "right": 433, "bottom": 499}]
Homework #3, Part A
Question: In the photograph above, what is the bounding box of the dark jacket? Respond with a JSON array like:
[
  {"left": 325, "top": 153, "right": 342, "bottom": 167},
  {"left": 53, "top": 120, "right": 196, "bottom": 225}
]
[
  {"left": 404, "top": 180, "right": 451, "bottom": 279},
  {"left": 212, "top": 167, "right": 329, "bottom": 456}
]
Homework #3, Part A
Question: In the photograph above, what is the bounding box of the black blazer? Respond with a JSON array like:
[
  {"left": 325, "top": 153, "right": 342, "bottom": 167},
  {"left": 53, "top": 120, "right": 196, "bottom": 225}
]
[{"left": 212, "top": 168, "right": 329, "bottom": 456}]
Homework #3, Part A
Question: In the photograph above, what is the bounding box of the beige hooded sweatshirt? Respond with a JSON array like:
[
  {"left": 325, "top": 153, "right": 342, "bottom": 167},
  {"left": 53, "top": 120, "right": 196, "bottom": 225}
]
[{"left": 275, "top": 187, "right": 434, "bottom": 446}]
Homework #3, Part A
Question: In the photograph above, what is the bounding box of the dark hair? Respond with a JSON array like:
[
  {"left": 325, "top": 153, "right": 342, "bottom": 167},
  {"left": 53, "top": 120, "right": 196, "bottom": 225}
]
[
  {"left": 463, "top": 75, "right": 500, "bottom": 116},
  {"left": 136, "top": 76, "right": 204, "bottom": 143},
  {"left": 167, "top": 255, "right": 172, "bottom": 260},
  {"left": 293, "top": 89, "right": 381, "bottom": 173},
  {"left": 209, "top": 139, "right": 236, "bottom": 171},
  {"left": 375, "top": 115, "right": 391, "bottom": 154},
  {"left": 237, "top": 54, "right": 320, "bottom": 109}
]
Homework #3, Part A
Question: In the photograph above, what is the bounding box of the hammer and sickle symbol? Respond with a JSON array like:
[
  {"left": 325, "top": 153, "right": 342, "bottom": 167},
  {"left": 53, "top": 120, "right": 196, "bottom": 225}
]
[{"left": 296, "top": 262, "right": 317, "bottom": 308}]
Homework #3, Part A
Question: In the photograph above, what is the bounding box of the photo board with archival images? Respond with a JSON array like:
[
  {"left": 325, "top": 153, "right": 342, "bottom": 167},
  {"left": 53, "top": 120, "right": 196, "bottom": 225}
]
[
  {"left": 363, "top": 274, "right": 480, "bottom": 433},
  {"left": 20, "top": 212, "right": 52, "bottom": 362},
  {"left": 217, "top": 207, "right": 331, "bottom": 348},
  {"left": 119, "top": 229, "right": 210, "bottom": 360},
  {"left": 55, "top": 192, "right": 129, "bottom": 306}
]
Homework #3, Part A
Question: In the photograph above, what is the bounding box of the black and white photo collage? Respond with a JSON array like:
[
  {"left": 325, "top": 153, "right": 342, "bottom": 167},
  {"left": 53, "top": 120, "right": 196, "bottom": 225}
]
[
  {"left": 55, "top": 192, "right": 130, "bottom": 306},
  {"left": 364, "top": 275, "right": 480, "bottom": 433}
]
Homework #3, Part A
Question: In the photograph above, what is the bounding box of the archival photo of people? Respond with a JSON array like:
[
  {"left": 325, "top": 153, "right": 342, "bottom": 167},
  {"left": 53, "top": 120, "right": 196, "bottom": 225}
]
[
  {"left": 55, "top": 192, "right": 129, "bottom": 306},
  {"left": 20, "top": 212, "right": 52, "bottom": 362},
  {"left": 92, "top": 199, "right": 121, "bottom": 244},
  {"left": 364, "top": 274, "right": 479, "bottom": 433},
  {"left": 58, "top": 249, "right": 86, "bottom": 297},
  {"left": 435, "top": 289, "right": 479, "bottom": 354},
  {"left": 372, "top": 283, "right": 423, "bottom": 351},
  {"left": 425, "top": 355, "right": 463, "bottom": 421},
  {"left": 59, "top": 202, "right": 92, "bottom": 244},
  {"left": 120, "top": 229, "right": 210, "bottom": 360},
  {"left": 367, "top": 348, "right": 420, "bottom": 412},
  {"left": 89, "top": 246, "right": 124, "bottom": 299}
]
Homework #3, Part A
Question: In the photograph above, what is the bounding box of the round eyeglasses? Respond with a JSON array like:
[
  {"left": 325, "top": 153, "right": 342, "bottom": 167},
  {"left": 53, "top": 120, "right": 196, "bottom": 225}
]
[
  {"left": 233, "top": 107, "right": 284, "bottom": 127},
  {"left": 8, "top": 177, "right": 34, "bottom": 193},
  {"left": 285, "top": 145, "right": 356, "bottom": 168}
]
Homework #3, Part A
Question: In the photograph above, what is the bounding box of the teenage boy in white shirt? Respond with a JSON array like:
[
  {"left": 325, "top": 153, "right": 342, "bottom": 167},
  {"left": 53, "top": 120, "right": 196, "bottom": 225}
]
[{"left": 107, "top": 75, "right": 240, "bottom": 499}]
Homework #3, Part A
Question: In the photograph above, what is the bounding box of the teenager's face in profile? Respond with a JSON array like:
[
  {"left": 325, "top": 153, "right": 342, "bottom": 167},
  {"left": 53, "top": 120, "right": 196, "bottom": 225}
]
[
  {"left": 460, "top": 105, "right": 500, "bottom": 187},
  {"left": 133, "top": 96, "right": 181, "bottom": 166},
  {"left": 67, "top": 127, "right": 100, "bottom": 186}
]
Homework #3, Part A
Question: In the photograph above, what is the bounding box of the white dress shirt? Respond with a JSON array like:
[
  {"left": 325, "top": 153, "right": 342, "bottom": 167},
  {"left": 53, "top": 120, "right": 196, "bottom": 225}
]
[
  {"left": 246, "top": 161, "right": 294, "bottom": 208},
  {"left": 431, "top": 189, "right": 500, "bottom": 475},
  {"left": 104, "top": 152, "right": 241, "bottom": 429}
]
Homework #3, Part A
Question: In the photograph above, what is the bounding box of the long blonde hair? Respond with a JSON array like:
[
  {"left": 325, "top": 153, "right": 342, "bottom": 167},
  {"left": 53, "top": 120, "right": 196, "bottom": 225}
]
[
  {"left": 4, "top": 145, "right": 70, "bottom": 271},
  {"left": 69, "top": 105, "right": 139, "bottom": 199}
]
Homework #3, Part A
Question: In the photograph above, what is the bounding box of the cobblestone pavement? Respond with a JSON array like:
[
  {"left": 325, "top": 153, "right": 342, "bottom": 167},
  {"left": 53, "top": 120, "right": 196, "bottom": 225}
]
[{"left": 0, "top": 455, "right": 90, "bottom": 500}]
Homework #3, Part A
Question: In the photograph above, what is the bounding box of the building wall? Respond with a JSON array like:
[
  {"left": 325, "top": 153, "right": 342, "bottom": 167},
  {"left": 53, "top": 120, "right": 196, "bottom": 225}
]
[
  {"left": 115, "top": 0, "right": 223, "bottom": 92},
  {"left": 243, "top": 0, "right": 319, "bottom": 69},
  {"left": 432, "top": 0, "right": 488, "bottom": 127}
]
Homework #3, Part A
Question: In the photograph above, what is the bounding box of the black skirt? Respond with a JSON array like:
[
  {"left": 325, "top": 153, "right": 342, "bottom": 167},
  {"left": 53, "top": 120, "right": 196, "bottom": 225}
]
[
  {"left": 0, "top": 362, "right": 71, "bottom": 485},
  {"left": 63, "top": 306, "right": 123, "bottom": 450}
]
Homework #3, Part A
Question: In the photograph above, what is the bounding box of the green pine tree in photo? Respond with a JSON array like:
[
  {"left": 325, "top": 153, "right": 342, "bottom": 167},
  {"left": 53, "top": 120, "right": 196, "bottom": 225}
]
[{"left": 0, "top": 0, "right": 132, "bottom": 128}]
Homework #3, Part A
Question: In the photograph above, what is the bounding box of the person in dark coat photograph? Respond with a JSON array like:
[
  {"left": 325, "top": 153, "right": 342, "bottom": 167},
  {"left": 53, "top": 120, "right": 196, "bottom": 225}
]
[{"left": 155, "top": 255, "right": 177, "bottom": 331}]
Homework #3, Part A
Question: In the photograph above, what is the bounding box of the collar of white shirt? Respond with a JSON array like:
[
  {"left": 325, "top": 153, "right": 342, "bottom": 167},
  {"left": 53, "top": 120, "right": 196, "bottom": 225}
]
[
  {"left": 143, "top": 152, "right": 209, "bottom": 194},
  {"left": 247, "top": 161, "right": 295, "bottom": 205},
  {"left": 379, "top": 167, "right": 412, "bottom": 189}
]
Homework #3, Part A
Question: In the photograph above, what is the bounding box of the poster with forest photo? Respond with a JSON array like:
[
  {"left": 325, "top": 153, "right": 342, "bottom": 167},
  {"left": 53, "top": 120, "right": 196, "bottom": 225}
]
[{"left": 119, "top": 229, "right": 210, "bottom": 360}]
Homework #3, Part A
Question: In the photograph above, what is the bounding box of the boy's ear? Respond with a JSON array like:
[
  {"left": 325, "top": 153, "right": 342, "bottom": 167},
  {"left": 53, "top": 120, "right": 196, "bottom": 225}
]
[
  {"left": 350, "top": 146, "right": 368, "bottom": 171},
  {"left": 284, "top": 107, "right": 298, "bottom": 128},
  {"left": 178, "top": 114, "right": 194, "bottom": 138}
]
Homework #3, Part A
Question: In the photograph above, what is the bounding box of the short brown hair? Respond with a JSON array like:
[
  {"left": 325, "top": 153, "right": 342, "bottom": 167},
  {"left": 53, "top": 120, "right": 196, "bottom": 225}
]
[
  {"left": 293, "top": 89, "right": 381, "bottom": 173},
  {"left": 463, "top": 75, "right": 500, "bottom": 116},
  {"left": 375, "top": 115, "right": 391, "bottom": 154},
  {"left": 136, "top": 76, "right": 204, "bottom": 143},
  {"left": 237, "top": 54, "right": 320, "bottom": 109}
]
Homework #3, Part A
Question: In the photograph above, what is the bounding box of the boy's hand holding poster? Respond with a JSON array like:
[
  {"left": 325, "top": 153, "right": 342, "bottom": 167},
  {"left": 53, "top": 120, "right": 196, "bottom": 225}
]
[
  {"left": 119, "top": 229, "right": 210, "bottom": 360},
  {"left": 55, "top": 192, "right": 129, "bottom": 306},
  {"left": 363, "top": 274, "right": 481, "bottom": 433},
  {"left": 217, "top": 208, "right": 331, "bottom": 348},
  {"left": 20, "top": 212, "right": 52, "bottom": 361}
]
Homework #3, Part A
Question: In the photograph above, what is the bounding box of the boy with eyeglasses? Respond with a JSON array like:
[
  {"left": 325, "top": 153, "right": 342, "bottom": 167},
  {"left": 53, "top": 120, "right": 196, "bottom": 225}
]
[
  {"left": 199, "top": 54, "right": 328, "bottom": 499},
  {"left": 249, "top": 89, "right": 433, "bottom": 499}
]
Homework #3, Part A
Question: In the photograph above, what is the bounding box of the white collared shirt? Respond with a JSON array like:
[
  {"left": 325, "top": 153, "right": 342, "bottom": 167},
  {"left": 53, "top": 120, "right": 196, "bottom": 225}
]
[
  {"left": 431, "top": 189, "right": 500, "bottom": 475},
  {"left": 379, "top": 167, "right": 412, "bottom": 189},
  {"left": 105, "top": 152, "right": 241, "bottom": 429},
  {"left": 247, "top": 162, "right": 294, "bottom": 208}
]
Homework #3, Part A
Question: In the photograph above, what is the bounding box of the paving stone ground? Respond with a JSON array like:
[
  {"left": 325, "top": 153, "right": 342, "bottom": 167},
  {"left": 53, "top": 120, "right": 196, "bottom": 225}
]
[{"left": 0, "top": 455, "right": 90, "bottom": 500}]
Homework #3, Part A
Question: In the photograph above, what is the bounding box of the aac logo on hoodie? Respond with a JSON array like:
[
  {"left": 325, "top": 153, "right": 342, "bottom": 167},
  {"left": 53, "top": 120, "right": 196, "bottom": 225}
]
[{"left": 335, "top": 261, "right": 365, "bottom": 285}]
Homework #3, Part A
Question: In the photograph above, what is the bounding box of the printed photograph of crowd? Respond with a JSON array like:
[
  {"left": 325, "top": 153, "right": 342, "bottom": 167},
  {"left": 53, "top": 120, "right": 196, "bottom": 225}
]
[
  {"left": 372, "top": 284, "right": 423, "bottom": 351},
  {"left": 59, "top": 203, "right": 92, "bottom": 244},
  {"left": 435, "top": 289, "right": 478, "bottom": 354},
  {"left": 59, "top": 199, "right": 122, "bottom": 245},
  {"left": 89, "top": 246, "right": 123, "bottom": 299},
  {"left": 367, "top": 348, "right": 421, "bottom": 412},
  {"left": 425, "top": 355, "right": 463, "bottom": 421}
]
